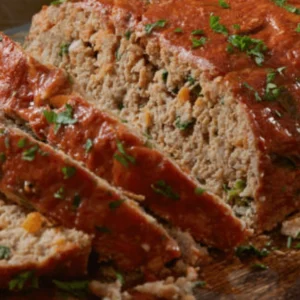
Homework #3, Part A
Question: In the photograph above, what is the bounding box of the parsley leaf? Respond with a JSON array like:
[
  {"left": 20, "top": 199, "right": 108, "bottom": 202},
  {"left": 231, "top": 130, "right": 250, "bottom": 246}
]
[
  {"left": 84, "top": 139, "right": 93, "bottom": 153},
  {"left": 51, "top": 0, "right": 67, "bottom": 5},
  {"left": 209, "top": 15, "right": 228, "bottom": 35},
  {"left": 252, "top": 263, "right": 269, "bottom": 271},
  {"left": 191, "top": 37, "right": 207, "bottom": 49},
  {"left": 59, "top": 43, "right": 70, "bottom": 57},
  {"left": 62, "top": 166, "right": 76, "bottom": 179},
  {"left": 242, "top": 82, "right": 262, "bottom": 101},
  {"left": 191, "top": 29, "right": 204, "bottom": 35},
  {"left": 72, "top": 193, "right": 81, "bottom": 209},
  {"left": 114, "top": 140, "right": 136, "bottom": 168},
  {"left": 9, "top": 271, "right": 39, "bottom": 291},
  {"left": 54, "top": 187, "right": 65, "bottom": 199},
  {"left": 195, "top": 187, "right": 206, "bottom": 195},
  {"left": 53, "top": 280, "right": 89, "bottom": 298},
  {"left": 124, "top": 30, "right": 132, "bottom": 40},
  {"left": 0, "top": 153, "right": 6, "bottom": 163},
  {"left": 109, "top": 199, "right": 125, "bottom": 210},
  {"left": 219, "top": 0, "right": 230, "bottom": 9},
  {"left": 174, "top": 28, "right": 183, "bottom": 33},
  {"left": 22, "top": 145, "right": 39, "bottom": 162},
  {"left": 151, "top": 180, "right": 180, "bottom": 201},
  {"left": 296, "top": 23, "right": 300, "bottom": 32},
  {"left": 193, "top": 281, "right": 206, "bottom": 288},
  {"left": 145, "top": 20, "right": 167, "bottom": 34},
  {"left": 236, "top": 244, "right": 269, "bottom": 258},
  {"left": 228, "top": 35, "right": 267, "bottom": 65},
  {"left": 17, "top": 138, "right": 26, "bottom": 148},
  {"left": 175, "top": 117, "right": 196, "bottom": 131},
  {"left": 272, "top": 0, "right": 300, "bottom": 15},
  {"left": 0, "top": 245, "right": 10, "bottom": 260},
  {"left": 115, "top": 272, "right": 125, "bottom": 285},
  {"left": 162, "top": 70, "right": 169, "bottom": 83}
]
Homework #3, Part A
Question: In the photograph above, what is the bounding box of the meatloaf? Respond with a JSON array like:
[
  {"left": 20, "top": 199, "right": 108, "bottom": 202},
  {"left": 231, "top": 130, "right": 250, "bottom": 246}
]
[
  {"left": 26, "top": 0, "right": 300, "bottom": 232},
  {"left": 0, "top": 120, "right": 181, "bottom": 273},
  {"left": 0, "top": 33, "right": 247, "bottom": 250},
  {"left": 0, "top": 198, "right": 91, "bottom": 288}
]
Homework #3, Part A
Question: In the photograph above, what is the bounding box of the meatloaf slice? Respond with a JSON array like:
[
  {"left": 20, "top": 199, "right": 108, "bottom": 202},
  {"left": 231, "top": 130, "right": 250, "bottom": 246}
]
[
  {"left": 25, "top": 0, "right": 300, "bottom": 232},
  {"left": 0, "top": 34, "right": 248, "bottom": 249},
  {"left": 0, "top": 198, "right": 91, "bottom": 288},
  {"left": 0, "top": 123, "right": 180, "bottom": 273}
]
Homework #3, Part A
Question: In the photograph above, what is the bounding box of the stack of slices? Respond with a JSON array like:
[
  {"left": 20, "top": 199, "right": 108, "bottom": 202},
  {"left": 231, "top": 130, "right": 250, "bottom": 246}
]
[{"left": 1, "top": 0, "right": 300, "bottom": 296}]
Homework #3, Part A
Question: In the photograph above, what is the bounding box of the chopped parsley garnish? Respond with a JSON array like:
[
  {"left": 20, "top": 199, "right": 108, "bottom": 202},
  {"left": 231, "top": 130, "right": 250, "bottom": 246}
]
[
  {"left": 0, "top": 153, "right": 6, "bottom": 163},
  {"left": 54, "top": 187, "right": 65, "bottom": 199},
  {"left": 187, "top": 75, "right": 196, "bottom": 85},
  {"left": 162, "top": 70, "right": 169, "bottom": 83},
  {"left": 219, "top": 0, "right": 230, "bottom": 9},
  {"left": 226, "top": 180, "right": 246, "bottom": 201},
  {"left": 62, "top": 166, "right": 76, "bottom": 179},
  {"left": 53, "top": 280, "right": 89, "bottom": 298},
  {"left": 242, "top": 82, "right": 262, "bottom": 101},
  {"left": 236, "top": 244, "right": 269, "bottom": 258},
  {"left": 43, "top": 104, "right": 77, "bottom": 134},
  {"left": 195, "top": 187, "right": 206, "bottom": 195},
  {"left": 174, "top": 28, "right": 183, "bottom": 33},
  {"left": 193, "top": 281, "right": 206, "bottom": 288},
  {"left": 115, "top": 45, "right": 122, "bottom": 61},
  {"left": 287, "top": 236, "right": 293, "bottom": 248},
  {"left": 4, "top": 136, "right": 10, "bottom": 149},
  {"left": 145, "top": 20, "right": 167, "bottom": 34},
  {"left": 176, "top": 117, "right": 196, "bottom": 131},
  {"left": 59, "top": 43, "right": 70, "bottom": 57},
  {"left": 295, "top": 243, "right": 300, "bottom": 249},
  {"left": 72, "top": 193, "right": 81, "bottom": 209},
  {"left": 51, "top": 0, "right": 67, "bottom": 5},
  {"left": 252, "top": 263, "right": 268, "bottom": 271},
  {"left": 191, "top": 29, "right": 204, "bottom": 35},
  {"left": 114, "top": 140, "right": 136, "bottom": 168},
  {"left": 151, "top": 180, "right": 180, "bottom": 201},
  {"left": 9, "top": 271, "right": 39, "bottom": 291},
  {"left": 226, "top": 44, "right": 234, "bottom": 53},
  {"left": 209, "top": 15, "right": 228, "bottom": 35},
  {"left": 264, "top": 69, "right": 283, "bottom": 101},
  {"left": 232, "top": 24, "right": 241, "bottom": 30},
  {"left": 84, "top": 139, "right": 93, "bottom": 153},
  {"left": 296, "top": 24, "right": 300, "bottom": 32},
  {"left": 191, "top": 37, "right": 207, "bottom": 49},
  {"left": 0, "top": 245, "right": 10, "bottom": 260},
  {"left": 22, "top": 145, "right": 39, "bottom": 162},
  {"left": 115, "top": 272, "right": 125, "bottom": 285},
  {"left": 109, "top": 199, "right": 125, "bottom": 210},
  {"left": 228, "top": 35, "right": 267, "bottom": 65},
  {"left": 124, "top": 30, "right": 132, "bottom": 40},
  {"left": 95, "top": 226, "right": 111, "bottom": 234},
  {"left": 272, "top": 0, "right": 300, "bottom": 15},
  {"left": 17, "top": 138, "right": 26, "bottom": 148}
]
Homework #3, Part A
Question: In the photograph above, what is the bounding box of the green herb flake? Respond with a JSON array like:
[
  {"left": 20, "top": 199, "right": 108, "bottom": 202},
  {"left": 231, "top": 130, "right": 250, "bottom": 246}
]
[
  {"left": 84, "top": 139, "right": 93, "bottom": 153},
  {"left": 95, "top": 226, "right": 111, "bottom": 234},
  {"left": 232, "top": 24, "right": 241, "bottom": 30},
  {"left": 0, "top": 245, "right": 10, "bottom": 260},
  {"left": 175, "top": 117, "right": 196, "bottom": 131},
  {"left": 4, "top": 136, "right": 9, "bottom": 149},
  {"left": 145, "top": 20, "right": 167, "bottom": 35},
  {"left": 236, "top": 244, "right": 269, "bottom": 258},
  {"left": 0, "top": 153, "right": 6, "bottom": 163},
  {"left": 115, "top": 272, "right": 125, "bottom": 285},
  {"left": 191, "top": 29, "right": 204, "bottom": 35},
  {"left": 209, "top": 15, "right": 228, "bottom": 36},
  {"left": 174, "top": 28, "right": 183, "bottom": 33},
  {"left": 295, "top": 243, "right": 300, "bottom": 249},
  {"left": 219, "top": 0, "right": 230, "bottom": 9},
  {"left": 113, "top": 140, "right": 136, "bottom": 168},
  {"left": 296, "top": 23, "right": 300, "bottom": 32},
  {"left": 62, "top": 166, "right": 76, "bottom": 179},
  {"left": 287, "top": 236, "right": 293, "bottom": 249},
  {"left": 125, "top": 30, "right": 132, "bottom": 40},
  {"left": 162, "top": 70, "right": 169, "bottom": 83},
  {"left": 9, "top": 271, "right": 39, "bottom": 291},
  {"left": 272, "top": 0, "right": 300, "bottom": 15},
  {"left": 191, "top": 37, "right": 207, "bottom": 49},
  {"left": 51, "top": 0, "right": 67, "bottom": 5},
  {"left": 252, "top": 263, "right": 268, "bottom": 271},
  {"left": 187, "top": 75, "right": 196, "bottom": 85},
  {"left": 22, "top": 145, "right": 39, "bottom": 162},
  {"left": 242, "top": 82, "right": 262, "bottom": 101},
  {"left": 228, "top": 35, "right": 267, "bottom": 65},
  {"left": 53, "top": 280, "right": 89, "bottom": 298},
  {"left": 73, "top": 194, "right": 81, "bottom": 209},
  {"left": 195, "top": 187, "right": 206, "bottom": 195},
  {"left": 54, "top": 187, "right": 65, "bottom": 199},
  {"left": 226, "top": 44, "right": 234, "bottom": 53},
  {"left": 109, "top": 199, "right": 125, "bottom": 210},
  {"left": 193, "top": 281, "right": 206, "bottom": 288},
  {"left": 151, "top": 180, "right": 180, "bottom": 201},
  {"left": 17, "top": 138, "right": 26, "bottom": 148},
  {"left": 59, "top": 43, "right": 70, "bottom": 57}
]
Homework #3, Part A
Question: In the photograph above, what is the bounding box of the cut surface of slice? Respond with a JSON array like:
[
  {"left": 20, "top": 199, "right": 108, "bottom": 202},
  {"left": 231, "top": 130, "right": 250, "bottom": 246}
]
[
  {"left": 0, "top": 123, "right": 180, "bottom": 273},
  {"left": 25, "top": 0, "right": 300, "bottom": 232},
  {"left": 0, "top": 199, "right": 91, "bottom": 288},
  {"left": 0, "top": 33, "right": 248, "bottom": 249}
]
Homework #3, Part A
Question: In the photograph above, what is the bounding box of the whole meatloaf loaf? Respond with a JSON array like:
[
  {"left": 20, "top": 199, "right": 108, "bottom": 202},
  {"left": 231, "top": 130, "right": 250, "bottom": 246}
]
[
  {"left": 26, "top": 0, "right": 300, "bottom": 232},
  {"left": 0, "top": 199, "right": 91, "bottom": 288},
  {"left": 0, "top": 33, "right": 247, "bottom": 250}
]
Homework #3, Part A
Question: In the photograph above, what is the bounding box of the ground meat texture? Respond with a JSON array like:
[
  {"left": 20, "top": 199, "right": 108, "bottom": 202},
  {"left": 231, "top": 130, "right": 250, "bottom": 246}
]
[
  {"left": 0, "top": 33, "right": 248, "bottom": 250},
  {"left": 25, "top": 0, "right": 300, "bottom": 232}
]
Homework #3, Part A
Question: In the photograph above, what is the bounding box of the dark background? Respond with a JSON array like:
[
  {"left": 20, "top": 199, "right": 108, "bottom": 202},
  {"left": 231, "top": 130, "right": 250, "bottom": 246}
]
[{"left": 0, "top": 0, "right": 52, "bottom": 30}]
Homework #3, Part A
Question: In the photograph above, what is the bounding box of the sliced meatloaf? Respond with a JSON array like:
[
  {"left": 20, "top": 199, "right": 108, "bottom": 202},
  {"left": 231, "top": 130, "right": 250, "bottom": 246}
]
[
  {"left": 0, "top": 122, "right": 180, "bottom": 273},
  {"left": 0, "top": 198, "right": 91, "bottom": 288},
  {"left": 0, "top": 34, "right": 248, "bottom": 249},
  {"left": 26, "top": 0, "right": 300, "bottom": 232}
]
